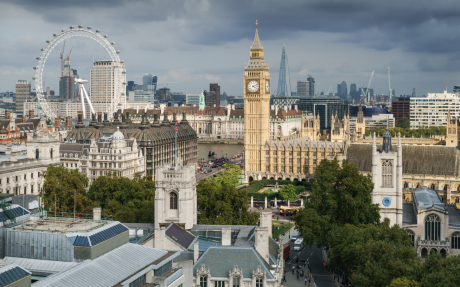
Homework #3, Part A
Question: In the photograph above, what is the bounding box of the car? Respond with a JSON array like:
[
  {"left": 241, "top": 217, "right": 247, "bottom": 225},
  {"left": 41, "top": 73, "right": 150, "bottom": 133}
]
[
  {"left": 291, "top": 232, "right": 301, "bottom": 241},
  {"left": 293, "top": 238, "right": 304, "bottom": 251}
]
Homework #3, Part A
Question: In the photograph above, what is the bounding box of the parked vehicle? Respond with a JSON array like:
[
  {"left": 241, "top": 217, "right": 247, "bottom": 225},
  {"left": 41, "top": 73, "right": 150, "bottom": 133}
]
[
  {"left": 293, "top": 238, "right": 304, "bottom": 251},
  {"left": 283, "top": 244, "right": 290, "bottom": 261},
  {"left": 291, "top": 232, "right": 300, "bottom": 241}
]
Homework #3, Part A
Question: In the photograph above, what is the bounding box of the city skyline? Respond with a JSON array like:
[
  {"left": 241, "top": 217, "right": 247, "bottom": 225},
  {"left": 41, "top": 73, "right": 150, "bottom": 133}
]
[{"left": 1, "top": 1, "right": 460, "bottom": 97}]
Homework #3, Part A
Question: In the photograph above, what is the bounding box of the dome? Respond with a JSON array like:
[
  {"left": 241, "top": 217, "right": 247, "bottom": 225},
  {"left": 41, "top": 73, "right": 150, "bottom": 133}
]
[{"left": 112, "top": 126, "right": 124, "bottom": 140}]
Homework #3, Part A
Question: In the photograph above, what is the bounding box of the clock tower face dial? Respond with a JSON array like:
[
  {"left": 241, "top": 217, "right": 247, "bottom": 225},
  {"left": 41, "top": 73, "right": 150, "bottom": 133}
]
[
  {"left": 248, "top": 80, "right": 259, "bottom": 93},
  {"left": 266, "top": 81, "right": 270, "bottom": 92}
]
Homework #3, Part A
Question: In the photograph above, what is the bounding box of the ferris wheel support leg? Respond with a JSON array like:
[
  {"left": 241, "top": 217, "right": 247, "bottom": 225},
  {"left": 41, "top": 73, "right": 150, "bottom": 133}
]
[
  {"left": 82, "top": 85, "right": 95, "bottom": 115},
  {"left": 81, "top": 85, "right": 87, "bottom": 119}
]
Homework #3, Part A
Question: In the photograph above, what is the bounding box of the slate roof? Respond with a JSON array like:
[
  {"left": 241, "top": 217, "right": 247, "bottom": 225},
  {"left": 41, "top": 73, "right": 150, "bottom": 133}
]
[
  {"left": 0, "top": 205, "right": 30, "bottom": 221},
  {"left": 228, "top": 109, "right": 302, "bottom": 121},
  {"left": 447, "top": 205, "right": 460, "bottom": 227},
  {"left": 59, "top": 143, "right": 90, "bottom": 158},
  {"left": 69, "top": 222, "right": 128, "bottom": 247},
  {"left": 403, "top": 203, "right": 417, "bottom": 225},
  {"left": 3, "top": 257, "right": 79, "bottom": 277},
  {"left": 268, "top": 237, "right": 280, "bottom": 266},
  {"left": 347, "top": 144, "right": 460, "bottom": 176},
  {"left": 166, "top": 223, "right": 196, "bottom": 250},
  {"left": 0, "top": 264, "right": 31, "bottom": 286},
  {"left": 33, "top": 244, "right": 178, "bottom": 287},
  {"left": 193, "top": 246, "right": 274, "bottom": 279},
  {"left": 413, "top": 187, "right": 445, "bottom": 211},
  {"left": 265, "top": 137, "right": 343, "bottom": 149}
]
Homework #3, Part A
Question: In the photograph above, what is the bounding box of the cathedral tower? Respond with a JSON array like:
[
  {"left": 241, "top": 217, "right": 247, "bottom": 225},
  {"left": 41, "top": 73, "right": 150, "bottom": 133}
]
[
  {"left": 244, "top": 21, "right": 271, "bottom": 176},
  {"left": 446, "top": 110, "right": 458, "bottom": 147}
]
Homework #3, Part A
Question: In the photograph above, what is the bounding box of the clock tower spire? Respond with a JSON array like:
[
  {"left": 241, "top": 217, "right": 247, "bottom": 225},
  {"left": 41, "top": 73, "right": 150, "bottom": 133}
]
[{"left": 244, "top": 21, "right": 271, "bottom": 179}]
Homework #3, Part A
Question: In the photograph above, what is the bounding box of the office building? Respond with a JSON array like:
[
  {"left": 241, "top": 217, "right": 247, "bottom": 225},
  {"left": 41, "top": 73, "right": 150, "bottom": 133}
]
[
  {"left": 15, "top": 81, "right": 31, "bottom": 114},
  {"left": 391, "top": 97, "right": 411, "bottom": 120},
  {"left": 298, "top": 95, "right": 348, "bottom": 130},
  {"left": 276, "top": 45, "right": 291, "bottom": 97},
  {"left": 90, "top": 61, "right": 126, "bottom": 115},
  {"left": 350, "top": 113, "right": 395, "bottom": 131},
  {"left": 297, "top": 81, "right": 308, "bottom": 97},
  {"left": 156, "top": 87, "right": 170, "bottom": 103},
  {"left": 409, "top": 91, "right": 460, "bottom": 128},
  {"left": 337, "top": 81, "right": 347, "bottom": 99},
  {"left": 209, "top": 83, "right": 221, "bottom": 107},
  {"left": 59, "top": 59, "right": 79, "bottom": 101},
  {"left": 306, "top": 76, "right": 315, "bottom": 96},
  {"left": 186, "top": 94, "right": 200, "bottom": 106},
  {"left": 204, "top": 90, "right": 218, "bottom": 107},
  {"left": 170, "top": 92, "right": 186, "bottom": 105},
  {"left": 270, "top": 95, "right": 299, "bottom": 109}
]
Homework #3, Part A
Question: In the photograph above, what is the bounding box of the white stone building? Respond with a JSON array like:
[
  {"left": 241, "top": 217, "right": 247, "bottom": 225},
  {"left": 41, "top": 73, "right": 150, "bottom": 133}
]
[
  {"left": 60, "top": 127, "right": 144, "bottom": 186},
  {"left": 350, "top": 113, "right": 395, "bottom": 131},
  {"left": 409, "top": 91, "right": 460, "bottom": 128},
  {"left": 0, "top": 129, "right": 61, "bottom": 196},
  {"left": 90, "top": 60, "right": 126, "bottom": 117}
]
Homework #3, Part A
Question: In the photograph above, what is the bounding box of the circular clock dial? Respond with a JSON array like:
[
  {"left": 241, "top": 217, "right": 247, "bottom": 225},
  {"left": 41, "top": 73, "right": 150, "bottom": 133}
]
[
  {"left": 266, "top": 81, "right": 270, "bottom": 92},
  {"left": 248, "top": 81, "right": 259, "bottom": 93},
  {"left": 382, "top": 197, "right": 391, "bottom": 207}
]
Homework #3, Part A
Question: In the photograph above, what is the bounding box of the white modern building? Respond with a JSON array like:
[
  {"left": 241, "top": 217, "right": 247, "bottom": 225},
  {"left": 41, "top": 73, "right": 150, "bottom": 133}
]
[
  {"left": 410, "top": 91, "right": 460, "bottom": 128},
  {"left": 350, "top": 114, "right": 395, "bottom": 131},
  {"left": 90, "top": 61, "right": 126, "bottom": 117},
  {"left": 60, "top": 127, "right": 144, "bottom": 186}
]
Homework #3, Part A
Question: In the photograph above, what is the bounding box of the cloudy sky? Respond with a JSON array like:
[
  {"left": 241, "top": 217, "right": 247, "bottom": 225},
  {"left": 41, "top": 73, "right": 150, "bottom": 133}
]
[{"left": 1, "top": 0, "right": 460, "bottom": 97}]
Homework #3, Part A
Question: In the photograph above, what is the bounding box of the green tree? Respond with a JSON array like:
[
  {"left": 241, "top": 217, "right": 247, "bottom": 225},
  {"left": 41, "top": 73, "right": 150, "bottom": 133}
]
[
  {"left": 388, "top": 277, "right": 421, "bottom": 287},
  {"left": 210, "top": 163, "right": 243, "bottom": 187},
  {"left": 197, "top": 175, "right": 259, "bottom": 225},
  {"left": 327, "top": 224, "right": 420, "bottom": 287},
  {"left": 41, "top": 165, "right": 90, "bottom": 214},
  {"left": 293, "top": 158, "right": 380, "bottom": 248},
  {"left": 396, "top": 117, "right": 410, "bottom": 129},
  {"left": 420, "top": 252, "right": 460, "bottom": 287},
  {"left": 87, "top": 172, "right": 155, "bottom": 223},
  {"left": 279, "top": 184, "right": 297, "bottom": 201}
]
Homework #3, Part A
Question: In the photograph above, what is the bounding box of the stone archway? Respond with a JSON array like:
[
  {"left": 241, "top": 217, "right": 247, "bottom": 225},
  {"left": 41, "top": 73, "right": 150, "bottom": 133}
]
[
  {"left": 421, "top": 248, "right": 428, "bottom": 258},
  {"left": 440, "top": 249, "right": 447, "bottom": 258},
  {"left": 262, "top": 177, "right": 266, "bottom": 180},
  {"left": 301, "top": 179, "right": 306, "bottom": 182},
  {"left": 278, "top": 178, "right": 282, "bottom": 180},
  {"left": 293, "top": 178, "right": 298, "bottom": 181},
  {"left": 249, "top": 176, "right": 254, "bottom": 182},
  {"left": 270, "top": 177, "right": 274, "bottom": 180}
]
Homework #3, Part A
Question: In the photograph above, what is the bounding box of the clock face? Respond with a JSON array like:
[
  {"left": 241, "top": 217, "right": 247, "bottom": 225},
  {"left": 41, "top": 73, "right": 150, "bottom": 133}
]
[
  {"left": 266, "top": 81, "right": 270, "bottom": 92},
  {"left": 248, "top": 81, "right": 259, "bottom": 93},
  {"left": 382, "top": 198, "right": 391, "bottom": 207}
]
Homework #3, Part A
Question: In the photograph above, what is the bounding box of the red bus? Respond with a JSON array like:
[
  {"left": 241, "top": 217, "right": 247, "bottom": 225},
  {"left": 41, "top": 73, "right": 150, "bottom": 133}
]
[
  {"left": 280, "top": 206, "right": 300, "bottom": 216},
  {"left": 283, "top": 244, "right": 290, "bottom": 261}
]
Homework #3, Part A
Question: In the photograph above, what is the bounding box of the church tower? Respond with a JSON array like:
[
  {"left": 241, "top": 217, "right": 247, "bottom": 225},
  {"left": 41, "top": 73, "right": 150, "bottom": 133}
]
[
  {"left": 371, "top": 129, "right": 403, "bottom": 227},
  {"left": 446, "top": 110, "right": 458, "bottom": 147},
  {"left": 244, "top": 21, "right": 271, "bottom": 177},
  {"left": 355, "top": 105, "right": 365, "bottom": 139}
]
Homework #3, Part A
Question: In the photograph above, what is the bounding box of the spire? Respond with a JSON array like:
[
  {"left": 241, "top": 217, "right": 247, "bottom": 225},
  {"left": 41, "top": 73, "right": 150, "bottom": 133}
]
[
  {"left": 276, "top": 45, "right": 292, "bottom": 96},
  {"left": 382, "top": 128, "right": 392, "bottom": 153},
  {"left": 251, "top": 20, "right": 263, "bottom": 50}
]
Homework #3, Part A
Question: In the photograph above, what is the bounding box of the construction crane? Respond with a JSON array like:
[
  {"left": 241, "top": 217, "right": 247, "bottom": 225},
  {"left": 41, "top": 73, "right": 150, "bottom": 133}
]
[
  {"left": 60, "top": 40, "right": 66, "bottom": 73},
  {"left": 361, "top": 70, "right": 375, "bottom": 103},
  {"left": 66, "top": 47, "right": 73, "bottom": 60},
  {"left": 327, "top": 85, "right": 333, "bottom": 95}
]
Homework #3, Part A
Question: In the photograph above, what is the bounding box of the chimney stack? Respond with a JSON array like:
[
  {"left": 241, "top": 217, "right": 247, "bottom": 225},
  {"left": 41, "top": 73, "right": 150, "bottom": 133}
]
[
  {"left": 222, "top": 227, "right": 231, "bottom": 246},
  {"left": 154, "top": 227, "right": 166, "bottom": 249},
  {"left": 93, "top": 207, "right": 101, "bottom": 220},
  {"left": 5, "top": 110, "right": 10, "bottom": 120},
  {"left": 65, "top": 116, "right": 71, "bottom": 130},
  {"left": 194, "top": 242, "right": 199, "bottom": 264},
  {"left": 97, "top": 112, "right": 102, "bottom": 123},
  {"left": 254, "top": 227, "right": 269, "bottom": 263},
  {"left": 54, "top": 118, "right": 60, "bottom": 131},
  {"left": 21, "top": 116, "right": 26, "bottom": 123},
  {"left": 28, "top": 110, "right": 34, "bottom": 119},
  {"left": 260, "top": 211, "right": 273, "bottom": 237}
]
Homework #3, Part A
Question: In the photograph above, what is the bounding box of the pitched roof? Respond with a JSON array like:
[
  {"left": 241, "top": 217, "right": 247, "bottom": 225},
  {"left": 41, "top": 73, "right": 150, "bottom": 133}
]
[
  {"left": 3, "top": 257, "right": 79, "bottom": 277},
  {"left": 413, "top": 187, "right": 444, "bottom": 211},
  {"left": 403, "top": 203, "right": 417, "bottom": 225},
  {"left": 193, "top": 246, "right": 274, "bottom": 279},
  {"left": 347, "top": 144, "right": 460, "bottom": 176},
  {"left": 33, "top": 244, "right": 177, "bottom": 287},
  {"left": 0, "top": 264, "right": 31, "bottom": 286},
  {"left": 447, "top": 205, "right": 460, "bottom": 227},
  {"left": 166, "top": 223, "right": 196, "bottom": 250}
]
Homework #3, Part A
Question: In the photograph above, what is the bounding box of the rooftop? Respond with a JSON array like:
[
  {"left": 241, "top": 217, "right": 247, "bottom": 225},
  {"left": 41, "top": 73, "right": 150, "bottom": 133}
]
[{"left": 12, "top": 217, "right": 109, "bottom": 234}]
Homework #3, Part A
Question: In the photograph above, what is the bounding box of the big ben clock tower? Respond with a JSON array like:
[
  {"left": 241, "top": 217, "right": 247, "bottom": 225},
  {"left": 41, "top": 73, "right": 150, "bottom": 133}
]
[{"left": 244, "top": 21, "right": 271, "bottom": 177}]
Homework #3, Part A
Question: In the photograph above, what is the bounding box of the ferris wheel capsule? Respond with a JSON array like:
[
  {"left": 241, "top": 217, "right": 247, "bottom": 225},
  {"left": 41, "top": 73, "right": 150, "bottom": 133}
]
[
  {"left": 46, "top": 40, "right": 50, "bottom": 43},
  {"left": 61, "top": 29, "right": 65, "bottom": 32},
  {"left": 104, "top": 35, "right": 108, "bottom": 38},
  {"left": 36, "top": 57, "right": 40, "bottom": 60},
  {"left": 41, "top": 48, "right": 44, "bottom": 51},
  {"left": 70, "top": 26, "right": 74, "bottom": 29},
  {"left": 110, "top": 42, "right": 115, "bottom": 45},
  {"left": 96, "top": 29, "right": 100, "bottom": 33},
  {"left": 53, "top": 34, "right": 57, "bottom": 37},
  {"left": 78, "top": 25, "right": 83, "bottom": 29},
  {"left": 87, "top": 26, "right": 92, "bottom": 30},
  {"left": 116, "top": 50, "right": 121, "bottom": 54},
  {"left": 32, "top": 77, "right": 36, "bottom": 80},
  {"left": 33, "top": 67, "right": 36, "bottom": 70}
]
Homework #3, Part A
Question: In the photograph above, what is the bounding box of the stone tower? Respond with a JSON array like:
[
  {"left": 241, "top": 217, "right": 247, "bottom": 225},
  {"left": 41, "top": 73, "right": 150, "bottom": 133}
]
[
  {"left": 371, "top": 129, "right": 403, "bottom": 227},
  {"left": 301, "top": 113, "right": 320, "bottom": 140},
  {"left": 154, "top": 153, "right": 197, "bottom": 230},
  {"left": 446, "top": 110, "right": 458, "bottom": 147},
  {"left": 355, "top": 105, "right": 365, "bottom": 139},
  {"left": 244, "top": 21, "right": 271, "bottom": 179}
]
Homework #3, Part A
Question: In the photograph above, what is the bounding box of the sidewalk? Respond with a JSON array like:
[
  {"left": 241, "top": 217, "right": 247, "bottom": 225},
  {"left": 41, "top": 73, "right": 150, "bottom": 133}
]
[
  {"left": 282, "top": 226, "right": 297, "bottom": 244},
  {"left": 283, "top": 266, "right": 316, "bottom": 287}
]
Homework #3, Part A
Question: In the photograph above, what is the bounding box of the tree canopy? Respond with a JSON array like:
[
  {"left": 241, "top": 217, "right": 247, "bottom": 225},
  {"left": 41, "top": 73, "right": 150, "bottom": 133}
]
[
  {"left": 396, "top": 117, "right": 410, "bottom": 129},
  {"left": 197, "top": 164, "right": 259, "bottom": 225},
  {"left": 328, "top": 223, "right": 419, "bottom": 287},
  {"left": 278, "top": 184, "right": 297, "bottom": 201},
  {"left": 40, "top": 165, "right": 91, "bottom": 214},
  {"left": 365, "top": 125, "right": 445, "bottom": 139},
  {"left": 87, "top": 172, "right": 155, "bottom": 223},
  {"left": 293, "top": 158, "right": 380, "bottom": 248}
]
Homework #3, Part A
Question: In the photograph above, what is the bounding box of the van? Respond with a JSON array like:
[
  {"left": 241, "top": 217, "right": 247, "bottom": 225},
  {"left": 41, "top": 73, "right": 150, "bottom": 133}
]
[
  {"left": 291, "top": 232, "right": 301, "bottom": 241},
  {"left": 293, "top": 238, "right": 304, "bottom": 251}
]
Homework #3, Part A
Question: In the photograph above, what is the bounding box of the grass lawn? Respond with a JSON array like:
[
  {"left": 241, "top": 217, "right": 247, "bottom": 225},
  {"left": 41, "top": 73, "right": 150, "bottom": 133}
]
[
  {"left": 234, "top": 182, "right": 248, "bottom": 187},
  {"left": 263, "top": 188, "right": 274, "bottom": 194},
  {"left": 272, "top": 220, "right": 294, "bottom": 240}
]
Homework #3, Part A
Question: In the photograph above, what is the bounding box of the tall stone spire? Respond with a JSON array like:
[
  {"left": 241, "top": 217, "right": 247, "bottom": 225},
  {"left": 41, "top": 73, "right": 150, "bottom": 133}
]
[
  {"left": 251, "top": 20, "right": 263, "bottom": 50},
  {"left": 277, "top": 45, "right": 292, "bottom": 97}
]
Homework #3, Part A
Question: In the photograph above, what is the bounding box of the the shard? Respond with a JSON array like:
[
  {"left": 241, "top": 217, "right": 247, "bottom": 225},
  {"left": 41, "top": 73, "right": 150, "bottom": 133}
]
[{"left": 276, "top": 45, "right": 292, "bottom": 97}]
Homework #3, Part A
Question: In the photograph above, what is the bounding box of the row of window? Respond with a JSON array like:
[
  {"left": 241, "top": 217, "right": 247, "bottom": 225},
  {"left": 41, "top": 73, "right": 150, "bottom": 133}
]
[
  {"left": 200, "top": 277, "right": 257, "bottom": 287},
  {"left": 0, "top": 172, "right": 40, "bottom": 184}
]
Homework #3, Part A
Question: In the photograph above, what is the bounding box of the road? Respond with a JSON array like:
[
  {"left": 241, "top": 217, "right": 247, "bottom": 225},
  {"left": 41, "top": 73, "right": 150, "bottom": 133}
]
[
  {"left": 283, "top": 234, "right": 336, "bottom": 287},
  {"left": 195, "top": 156, "right": 244, "bottom": 182}
]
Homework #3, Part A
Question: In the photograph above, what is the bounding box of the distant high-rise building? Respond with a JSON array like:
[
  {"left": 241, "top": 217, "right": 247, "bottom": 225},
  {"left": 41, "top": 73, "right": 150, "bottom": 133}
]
[
  {"left": 210, "top": 83, "right": 220, "bottom": 107},
  {"left": 90, "top": 60, "right": 126, "bottom": 117},
  {"left": 15, "top": 80, "right": 30, "bottom": 114},
  {"left": 297, "top": 81, "right": 308, "bottom": 97},
  {"left": 340, "top": 81, "right": 347, "bottom": 98},
  {"left": 204, "top": 90, "right": 218, "bottom": 107},
  {"left": 337, "top": 84, "right": 341, "bottom": 96},
  {"left": 350, "top": 84, "right": 357, "bottom": 99},
  {"left": 306, "top": 76, "right": 315, "bottom": 96},
  {"left": 412, "top": 88, "right": 416, "bottom": 97},
  {"left": 221, "top": 91, "right": 227, "bottom": 102},
  {"left": 142, "top": 74, "right": 154, "bottom": 85},
  {"left": 59, "top": 59, "right": 79, "bottom": 101},
  {"left": 186, "top": 94, "right": 200, "bottom": 106},
  {"left": 276, "top": 46, "right": 291, "bottom": 97},
  {"left": 156, "top": 88, "right": 170, "bottom": 103}
]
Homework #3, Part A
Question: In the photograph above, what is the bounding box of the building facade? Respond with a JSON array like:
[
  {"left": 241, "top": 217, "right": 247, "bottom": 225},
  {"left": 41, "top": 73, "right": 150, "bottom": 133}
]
[
  {"left": 59, "top": 59, "right": 79, "bottom": 101},
  {"left": 409, "top": 91, "right": 460, "bottom": 128},
  {"left": 209, "top": 83, "right": 220, "bottom": 107},
  {"left": 90, "top": 61, "right": 126, "bottom": 117},
  {"left": 15, "top": 81, "right": 31, "bottom": 114}
]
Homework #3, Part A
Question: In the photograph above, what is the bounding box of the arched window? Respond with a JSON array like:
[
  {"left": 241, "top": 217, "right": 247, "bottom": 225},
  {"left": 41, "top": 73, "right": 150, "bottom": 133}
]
[
  {"left": 425, "top": 214, "right": 441, "bottom": 241},
  {"left": 170, "top": 192, "right": 178, "bottom": 210},
  {"left": 452, "top": 232, "right": 460, "bottom": 249},
  {"left": 456, "top": 197, "right": 460, "bottom": 204},
  {"left": 50, "top": 148, "right": 53, "bottom": 159},
  {"left": 384, "top": 218, "right": 390, "bottom": 225},
  {"left": 430, "top": 183, "right": 436, "bottom": 190},
  {"left": 232, "top": 277, "right": 240, "bottom": 287},
  {"left": 256, "top": 278, "right": 263, "bottom": 287},
  {"left": 200, "top": 276, "right": 207, "bottom": 287},
  {"left": 444, "top": 184, "right": 448, "bottom": 191},
  {"left": 416, "top": 183, "right": 421, "bottom": 188},
  {"left": 403, "top": 182, "right": 409, "bottom": 188},
  {"left": 407, "top": 229, "right": 415, "bottom": 247},
  {"left": 35, "top": 148, "right": 39, "bottom": 159},
  {"left": 421, "top": 248, "right": 428, "bottom": 258}
]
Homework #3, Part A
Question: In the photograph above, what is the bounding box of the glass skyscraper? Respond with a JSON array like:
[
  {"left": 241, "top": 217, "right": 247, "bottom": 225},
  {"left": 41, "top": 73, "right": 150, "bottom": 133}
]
[{"left": 276, "top": 46, "right": 292, "bottom": 97}]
